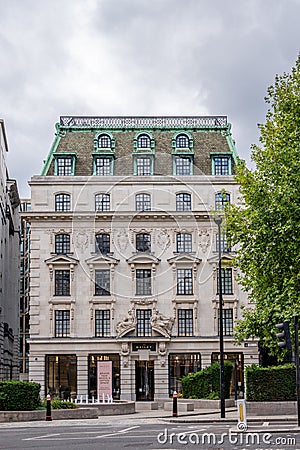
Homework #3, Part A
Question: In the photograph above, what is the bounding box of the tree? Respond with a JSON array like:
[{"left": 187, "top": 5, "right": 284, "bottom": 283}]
[{"left": 226, "top": 54, "right": 300, "bottom": 355}]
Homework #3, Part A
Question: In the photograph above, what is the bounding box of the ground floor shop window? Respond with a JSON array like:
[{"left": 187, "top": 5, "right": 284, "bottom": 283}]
[
  {"left": 211, "top": 352, "right": 244, "bottom": 398},
  {"left": 169, "top": 353, "right": 201, "bottom": 396},
  {"left": 88, "top": 354, "right": 120, "bottom": 400},
  {"left": 45, "top": 354, "right": 77, "bottom": 399}
]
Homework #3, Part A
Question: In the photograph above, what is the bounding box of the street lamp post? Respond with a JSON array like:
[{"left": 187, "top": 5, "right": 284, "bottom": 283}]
[{"left": 214, "top": 215, "right": 226, "bottom": 418}]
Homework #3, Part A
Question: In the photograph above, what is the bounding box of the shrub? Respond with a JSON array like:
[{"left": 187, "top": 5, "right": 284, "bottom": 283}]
[
  {"left": 181, "top": 361, "right": 233, "bottom": 399},
  {"left": 42, "top": 398, "right": 78, "bottom": 409},
  {"left": 0, "top": 381, "right": 41, "bottom": 411},
  {"left": 246, "top": 364, "right": 296, "bottom": 401}
]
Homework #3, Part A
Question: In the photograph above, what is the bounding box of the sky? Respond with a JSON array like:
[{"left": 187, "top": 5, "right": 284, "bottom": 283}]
[{"left": 1, "top": 0, "right": 300, "bottom": 198}]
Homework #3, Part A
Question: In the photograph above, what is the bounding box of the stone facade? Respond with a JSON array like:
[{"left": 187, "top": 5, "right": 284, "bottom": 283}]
[
  {"left": 0, "top": 119, "right": 20, "bottom": 380},
  {"left": 27, "top": 116, "right": 258, "bottom": 401}
]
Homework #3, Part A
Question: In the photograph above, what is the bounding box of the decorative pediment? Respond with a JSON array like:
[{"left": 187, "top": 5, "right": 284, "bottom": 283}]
[
  {"left": 86, "top": 254, "right": 119, "bottom": 266},
  {"left": 167, "top": 254, "right": 201, "bottom": 265},
  {"left": 45, "top": 254, "right": 79, "bottom": 266},
  {"left": 127, "top": 253, "right": 160, "bottom": 265},
  {"left": 207, "top": 254, "right": 233, "bottom": 265}
]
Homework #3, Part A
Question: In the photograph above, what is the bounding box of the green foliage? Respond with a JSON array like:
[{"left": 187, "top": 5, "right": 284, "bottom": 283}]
[
  {"left": 42, "top": 398, "right": 78, "bottom": 409},
  {"left": 246, "top": 364, "right": 296, "bottom": 401},
  {"left": 181, "top": 361, "right": 233, "bottom": 399},
  {"left": 0, "top": 381, "right": 41, "bottom": 411},
  {"left": 225, "top": 54, "right": 300, "bottom": 355}
]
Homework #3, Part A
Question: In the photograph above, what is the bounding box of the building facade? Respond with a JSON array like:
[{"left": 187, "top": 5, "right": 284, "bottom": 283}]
[
  {"left": 0, "top": 119, "right": 20, "bottom": 381},
  {"left": 27, "top": 116, "right": 258, "bottom": 400}
]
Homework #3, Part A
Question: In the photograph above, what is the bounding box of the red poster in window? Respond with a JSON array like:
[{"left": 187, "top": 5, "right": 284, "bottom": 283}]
[{"left": 97, "top": 361, "right": 112, "bottom": 398}]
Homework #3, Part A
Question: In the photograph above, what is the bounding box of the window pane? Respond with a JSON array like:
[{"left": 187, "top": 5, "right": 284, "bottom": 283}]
[
  {"left": 176, "top": 193, "right": 191, "bottom": 211},
  {"left": 175, "top": 157, "right": 191, "bottom": 175},
  {"left": 216, "top": 233, "right": 231, "bottom": 253},
  {"left": 95, "top": 270, "right": 110, "bottom": 296},
  {"left": 95, "top": 234, "right": 110, "bottom": 254},
  {"left": 214, "top": 157, "right": 230, "bottom": 175},
  {"left": 95, "top": 158, "right": 111, "bottom": 176},
  {"left": 98, "top": 134, "right": 111, "bottom": 148},
  {"left": 136, "top": 309, "right": 152, "bottom": 336},
  {"left": 95, "top": 310, "right": 111, "bottom": 337},
  {"left": 215, "top": 193, "right": 230, "bottom": 211},
  {"left": 95, "top": 194, "right": 110, "bottom": 212},
  {"left": 136, "top": 194, "right": 151, "bottom": 211},
  {"left": 55, "top": 194, "right": 71, "bottom": 212},
  {"left": 136, "top": 269, "right": 152, "bottom": 295},
  {"left": 55, "top": 270, "right": 70, "bottom": 296},
  {"left": 55, "top": 310, "right": 70, "bottom": 337},
  {"left": 176, "top": 134, "right": 189, "bottom": 148},
  {"left": 218, "top": 309, "right": 233, "bottom": 335},
  {"left": 217, "top": 268, "right": 233, "bottom": 295},
  {"left": 176, "top": 233, "right": 192, "bottom": 252},
  {"left": 136, "top": 157, "right": 151, "bottom": 176},
  {"left": 136, "top": 233, "right": 151, "bottom": 252},
  {"left": 177, "top": 269, "right": 193, "bottom": 295},
  {"left": 178, "top": 309, "right": 193, "bottom": 336},
  {"left": 56, "top": 158, "right": 73, "bottom": 176},
  {"left": 55, "top": 234, "right": 70, "bottom": 254},
  {"left": 137, "top": 134, "right": 151, "bottom": 148}
]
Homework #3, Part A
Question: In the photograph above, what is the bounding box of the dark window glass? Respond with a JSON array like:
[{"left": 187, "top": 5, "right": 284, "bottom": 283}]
[
  {"left": 56, "top": 158, "right": 73, "bottom": 176},
  {"left": 95, "top": 310, "right": 111, "bottom": 337},
  {"left": 169, "top": 353, "right": 201, "bottom": 396},
  {"left": 218, "top": 309, "right": 233, "bottom": 335},
  {"left": 95, "top": 269, "right": 110, "bottom": 296},
  {"left": 217, "top": 268, "right": 233, "bottom": 295},
  {"left": 176, "top": 233, "right": 192, "bottom": 253},
  {"left": 98, "top": 134, "right": 111, "bottom": 148},
  {"left": 95, "top": 194, "right": 110, "bottom": 212},
  {"left": 216, "top": 233, "right": 231, "bottom": 253},
  {"left": 95, "top": 234, "right": 110, "bottom": 254},
  {"left": 137, "top": 134, "right": 151, "bottom": 148},
  {"left": 136, "top": 157, "right": 151, "bottom": 176},
  {"left": 136, "top": 309, "right": 152, "bottom": 336},
  {"left": 55, "top": 270, "right": 70, "bottom": 296},
  {"left": 176, "top": 134, "right": 189, "bottom": 148},
  {"left": 175, "top": 157, "right": 191, "bottom": 175},
  {"left": 176, "top": 193, "right": 191, "bottom": 211},
  {"left": 55, "top": 310, "right": 70, "bottom": 337},
  {"left": 95, "top": 157, "right": 111, "bottom": 176},
  {"left": 215, "top": 193, "right": 230, "bottom": 211},
  {"left": 55, "top": 194, "right": 71, "bottom": 212},
  {"left": 136, "top": 233, "right": 151, "bottom": 252},
  {"left": 177, "top": 269, "right": 193, "bottom": 295},
  {"left": 55, "top": 234, "right": 70, "bottom": 254},
  {"left": 136, "top": 194, "right": 151, "bottom": 211},
  {"left": 178, "top": 309, "right": 193, "bottom": 336},
  {"left": 136, "top": 269, "right": 152, "bottom": 295},
  {"left": 214, "top": 156, "right": 230, "bottom": 175}
]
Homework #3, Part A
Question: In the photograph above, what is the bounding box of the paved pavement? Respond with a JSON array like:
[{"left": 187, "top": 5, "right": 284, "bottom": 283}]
[{"left": 0, "top": 407, "right": 299, "bottom": 432}]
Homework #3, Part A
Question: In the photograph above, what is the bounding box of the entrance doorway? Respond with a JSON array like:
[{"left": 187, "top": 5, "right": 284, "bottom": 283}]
[{"left": 135, "top": 360, "right": 154, "bottom": 401}]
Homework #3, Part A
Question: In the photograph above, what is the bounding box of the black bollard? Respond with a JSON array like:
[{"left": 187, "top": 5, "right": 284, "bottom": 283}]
[
  {"left": 46, "top": 394, "right": 52, "bottom": 421},
  {"left": 172, "top": 391, "right": 178, "bottom": 417}
]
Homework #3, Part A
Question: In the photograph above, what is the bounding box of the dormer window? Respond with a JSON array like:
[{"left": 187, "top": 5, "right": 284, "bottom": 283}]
[
  {"left": 211, "top": 154, "right": 232, "bottom": 175},
  {"left": 137, "top": 134, "right": 151, "bottom": 149},
  {"left": 95, "top": 133, "right": 115, "bottom": 150},
  {"left": 54, "top": 153, "right": 76, "bottom": 176},
  {"left": 176, "top": 134, "right": 190, "bottom": 148}
]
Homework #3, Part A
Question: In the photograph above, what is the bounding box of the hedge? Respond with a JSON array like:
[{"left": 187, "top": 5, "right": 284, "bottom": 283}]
[
  {"left": 181, "top": 361, "right": 233, "bottom": 399},
  {"left": 0, "top": 381, "right": 41, "bottom": 411},
  {"left": 246, "top": 364, "right": 296, "bottom": 401}
]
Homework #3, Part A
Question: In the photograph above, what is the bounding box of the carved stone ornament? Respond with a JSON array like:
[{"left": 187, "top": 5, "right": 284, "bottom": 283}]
[
  {"left": 199, "top": 228, "right": 210, "bottom": 253},
  {"left": 116, "top": 229, "right": 129, "bottom": 252},
  {"left": 156, "top": 229, "right": 170, "bottom": 250},
  {"left": 121, "top": 342, "right": 130, "bottom": 356},
  {"left": 75, "top": 232, "right": 89, "bottom": 251},
  {"left": 151, "top": 307, "right": 174, "bottom": 337},
  {"left": 116, "top": 309, "right": 136, "bottom": 337}
]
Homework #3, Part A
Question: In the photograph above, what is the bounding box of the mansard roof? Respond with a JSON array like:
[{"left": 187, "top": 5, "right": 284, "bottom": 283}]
[{"left": 42, "top": 116, "right": 238, "bottom": 177}]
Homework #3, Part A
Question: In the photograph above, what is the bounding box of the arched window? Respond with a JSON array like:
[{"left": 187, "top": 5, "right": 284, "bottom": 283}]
[
  {"left": 176, "top": 133, "right": 190, "bottom": 148},
  {"left": 55, "top": 193, "right": 71, "bottom": 212},
  {"left": 137, "top": 134, "right": 151, "bottom": 149},
  {"left": 95, "top": 194, "right": 110, "bottom": 212},
  {"left": 215, "top": 192, "right": 230, "bottom": 211},
  {"left": 97, "top": 134, "right": 112, "bottom": 149},
  {"left": 136, "top": 193, "right": 151, "bottom": 211},
  {"left": 55, "top": 234, "right": 70, "bottom": 254},
  {"left": 176, "top": 193, "right": 191, "bottom": 211}
]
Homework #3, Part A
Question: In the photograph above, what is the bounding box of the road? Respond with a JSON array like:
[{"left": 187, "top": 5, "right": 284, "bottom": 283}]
[{"left": 0, "top": 420, "right": 299, "bottom": 450}]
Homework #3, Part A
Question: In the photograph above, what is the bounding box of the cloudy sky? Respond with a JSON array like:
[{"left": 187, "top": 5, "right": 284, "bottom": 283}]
[{"left": 1, "top": 0, "right": 299, "bottom": 197}]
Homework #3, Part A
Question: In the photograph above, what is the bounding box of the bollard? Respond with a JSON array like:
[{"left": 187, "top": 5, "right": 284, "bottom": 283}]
[
  {"left": 172, "top": 390, "right": 178, "bottom": 417},
  {"left": 45, "top": 394, "right": 52, "bottom": 421}
]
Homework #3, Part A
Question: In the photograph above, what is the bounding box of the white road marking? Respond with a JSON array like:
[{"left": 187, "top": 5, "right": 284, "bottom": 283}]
[{"left": 23, "top": 433, "right": 61, "bottom": 441}]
